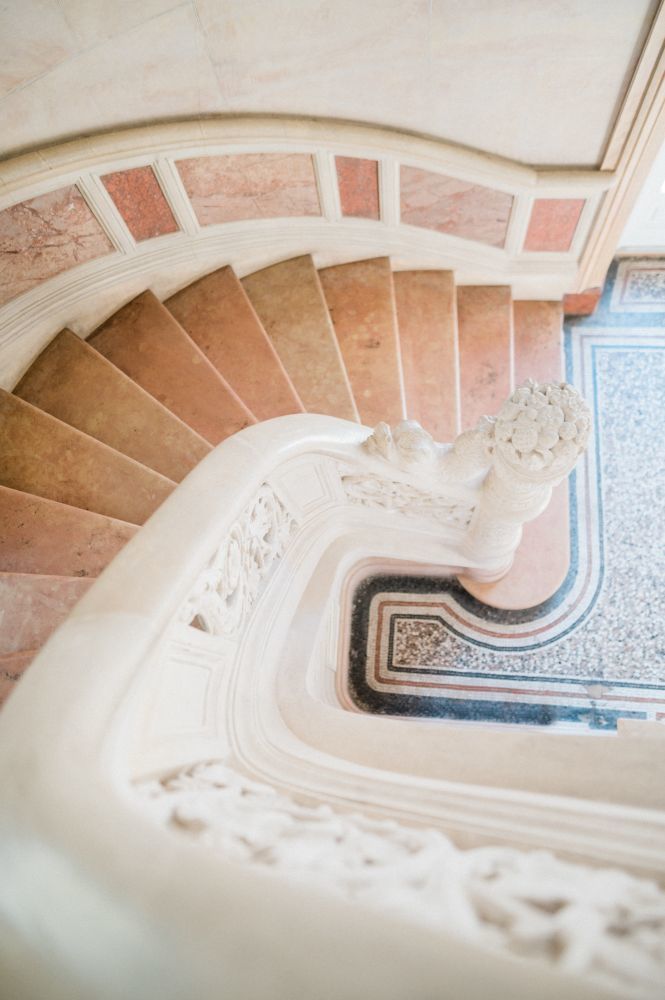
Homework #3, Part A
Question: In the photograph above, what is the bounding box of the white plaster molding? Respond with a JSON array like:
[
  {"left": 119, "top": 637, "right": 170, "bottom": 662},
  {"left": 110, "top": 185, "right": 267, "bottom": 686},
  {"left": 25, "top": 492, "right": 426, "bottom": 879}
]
[
  {"left": 504, "top": 193, "right": 534, "bottom": 257},
  {"left": 313, "top": 150, "right": 342, "bottom": 222},
  {"left": 0, "top": 117, "right": 614, "bottom": 205},
  {"left": 151, "top": 156, "right": 200, "bottom": 236},
  {"left": 579, "top": 18, "right": 665, "bottom": 291},
  {"left": 76, "top": 174, "right": 136, "bottom": 255},
  {"left": 179, "top": 484, "right": 298, "bottom": 636},
  {"left": 378, "top": 157, "right": 400, "bottom": 227}
]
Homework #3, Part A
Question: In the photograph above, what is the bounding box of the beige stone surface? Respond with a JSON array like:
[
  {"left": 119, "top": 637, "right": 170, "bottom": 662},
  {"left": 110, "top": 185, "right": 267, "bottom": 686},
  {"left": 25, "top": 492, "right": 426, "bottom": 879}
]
[{"left": 0, "top": 2, "right": 655, "bottom": 164}]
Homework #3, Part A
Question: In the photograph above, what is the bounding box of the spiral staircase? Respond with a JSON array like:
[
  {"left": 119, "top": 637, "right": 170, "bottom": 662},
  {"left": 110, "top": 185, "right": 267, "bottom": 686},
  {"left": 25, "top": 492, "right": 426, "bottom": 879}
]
[{"left": 0, "top": 254, "right": 566, "bottom": 705}]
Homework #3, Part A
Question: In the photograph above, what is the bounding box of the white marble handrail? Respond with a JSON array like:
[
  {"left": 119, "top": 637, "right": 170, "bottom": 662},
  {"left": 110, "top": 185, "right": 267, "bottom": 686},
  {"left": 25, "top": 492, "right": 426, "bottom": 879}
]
[{"left": 5, "top": 403, "right": 651, "bottom": 1000}]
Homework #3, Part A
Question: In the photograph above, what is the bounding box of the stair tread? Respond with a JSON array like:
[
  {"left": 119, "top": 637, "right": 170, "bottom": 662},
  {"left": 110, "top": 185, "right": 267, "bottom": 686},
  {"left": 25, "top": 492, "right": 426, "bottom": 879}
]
[
  {"left": 393, "top": 270, "right": 458, "bottom": 441},
  {"left": 241, "top": 256, "right": 358, "bottom": 422},
  {"left": 457, "top": 285, "right": 513, "bottom": 429},
  {"left": 0, "top": 571, "right": 92, "bottom": 656},
  {"left": 0, "top": 485, "right": 137, "bottom": 577},
  {"left": 166, "top": 266, "right": 304, "bottom": 421},
  {"left": 0, "top": 392, "right": 174, "bottom": 524},
  {"left": 87, "top": 291, "right": 255, "bottom": 444},
  {"left": 318, "top": 258, "right": 404, "bottom": 427},
  {"left": 14, "top": 328, "right": 210, "bottom": 482},
  {"left": 513, "top": 300, "right": 564, "bottom": 385}
]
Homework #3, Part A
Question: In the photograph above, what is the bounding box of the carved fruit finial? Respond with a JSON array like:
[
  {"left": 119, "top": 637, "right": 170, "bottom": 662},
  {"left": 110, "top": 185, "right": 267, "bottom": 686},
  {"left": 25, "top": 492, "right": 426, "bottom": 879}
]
[{"left": 489, "top": 379, "right": 590, "bottom": 477}]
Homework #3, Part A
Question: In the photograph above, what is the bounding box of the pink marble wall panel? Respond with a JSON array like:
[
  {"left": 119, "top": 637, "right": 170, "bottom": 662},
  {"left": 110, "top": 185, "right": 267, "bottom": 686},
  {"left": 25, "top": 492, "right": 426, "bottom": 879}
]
[
  {"left": 102, "top": 166, "right": 178, "bottom": 241},
  {"left": 400, "top": 166, "right": 513, "bottom": 248},
  {"left": 524, "top": 198, "right": 585, "bottom": 252},
  {"left": 177, "top": 153, "right": 321, "bottom": 225},
  {"left": 0, "top": 185, "right": 113, "bottom": 306},
  {"left": 336, "top": 156, "right": 380, "bottom": 219}
]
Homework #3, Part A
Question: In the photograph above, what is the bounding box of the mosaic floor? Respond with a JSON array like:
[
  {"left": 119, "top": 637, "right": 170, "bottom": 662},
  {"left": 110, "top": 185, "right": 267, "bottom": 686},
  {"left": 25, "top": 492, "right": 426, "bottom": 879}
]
[{"left": 347, "top": 258, "right": 665, "bottom": 731}]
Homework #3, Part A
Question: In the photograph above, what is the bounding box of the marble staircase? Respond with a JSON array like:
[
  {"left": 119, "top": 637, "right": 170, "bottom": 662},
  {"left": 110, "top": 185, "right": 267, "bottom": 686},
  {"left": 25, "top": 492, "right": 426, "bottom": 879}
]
[{"left": 0, "top": 255, "right": 567, "bottom": 702}]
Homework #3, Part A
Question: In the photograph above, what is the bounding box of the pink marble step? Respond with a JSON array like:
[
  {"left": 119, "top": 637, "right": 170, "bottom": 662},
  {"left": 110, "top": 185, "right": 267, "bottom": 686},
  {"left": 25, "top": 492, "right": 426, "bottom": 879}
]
[
  {"left": 457, "top": 285, "right": 513, "bottom": 430},
  {"left": 458, "top": 300, "right": 568, "bottom": 610},
  {"left": 318, "top": 258, "right": 404, "bottom": 427},
  {"left": 0, "top": 485, "right": 137, "bottom": 577},
  {"left": 0, "top": 572, "right": 92, "bottom": 655},
  {"left": 513, "top": 301, "right": 564, "bottom": 386},
  {"left": 0, "top": 392, "right": 174, "bottom": 524},
  {"left": 0, "top": 648, "right": 38, "bottom": 707},
  {"left": 87, "top": 291, "right": 255, "bottom": 444},
  {"left": 393, "top": 270, "right": 458, "bottom": 441},
  {"left": 14, "top": 329, "right": 210, "bottom": 482},
  {"left": 165, "top": 267, "right": 304, "bottom": 420},
  {"left": 242, "top": 256, "right": 358, "bottom": 421}
]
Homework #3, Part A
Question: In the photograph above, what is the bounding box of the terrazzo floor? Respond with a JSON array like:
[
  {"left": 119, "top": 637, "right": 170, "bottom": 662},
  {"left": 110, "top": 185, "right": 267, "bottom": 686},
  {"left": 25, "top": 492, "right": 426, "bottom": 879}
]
[{"left": 347, "top": 258, "right": 665, "bottom": 731}]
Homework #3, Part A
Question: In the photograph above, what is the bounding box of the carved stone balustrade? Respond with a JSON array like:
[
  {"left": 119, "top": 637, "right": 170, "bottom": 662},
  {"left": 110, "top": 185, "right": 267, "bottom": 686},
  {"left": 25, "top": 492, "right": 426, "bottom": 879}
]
[{"left": 364, "top": 378, "right": 591, "bottom": 575}]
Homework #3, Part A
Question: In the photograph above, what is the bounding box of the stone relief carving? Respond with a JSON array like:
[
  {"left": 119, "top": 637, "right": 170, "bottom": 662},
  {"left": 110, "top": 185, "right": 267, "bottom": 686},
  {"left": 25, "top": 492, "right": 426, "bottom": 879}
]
[
  {"left": 487, "top": 380, "right": 591, "bottom": 478},
  {"left": 137, "top": 760, "right": 665, "bottom": 998},
  {"left": 341, "top": 473, "right": 474, "bottom": 530},
  {"left": 363, "top": 381, "right": 591, "bottom": 566},
  {"left": 179, "top": 485, "right": 297, "bottom": 636},
  {"left": 365, "top": 419, "right": 441, "bottom": 469}
]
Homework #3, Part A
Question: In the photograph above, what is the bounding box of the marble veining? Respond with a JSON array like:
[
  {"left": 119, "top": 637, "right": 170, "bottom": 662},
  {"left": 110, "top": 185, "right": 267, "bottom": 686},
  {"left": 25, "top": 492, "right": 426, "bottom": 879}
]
[
  {"left": 101, "top": 166, "right": 178, "bottom": 242},
  {"left": 400, "top": 166, "right": 513, "bottom": 248},
  {"left": 0, "top": 185, "right": 113, "bottom": 306},
  {"left": 523, "top": 198, "right": 585, "bottom": 252},
  {"left": 335, "top": 156, "right": 380, "bottom": 219},
  {"left": 177, "top": 153, "right": 321, "bottom": 225}
]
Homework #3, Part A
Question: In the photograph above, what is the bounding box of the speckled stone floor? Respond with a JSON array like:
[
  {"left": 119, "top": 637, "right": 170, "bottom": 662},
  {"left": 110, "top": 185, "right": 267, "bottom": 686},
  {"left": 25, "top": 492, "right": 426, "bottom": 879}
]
[{"left": 347, "top": 259, "right": 665, "bottom": 731}]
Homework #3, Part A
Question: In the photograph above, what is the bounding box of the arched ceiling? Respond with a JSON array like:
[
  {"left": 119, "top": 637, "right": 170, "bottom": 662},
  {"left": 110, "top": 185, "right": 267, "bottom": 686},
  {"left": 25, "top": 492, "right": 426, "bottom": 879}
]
[{"left": 0, "top": 0, "right": 659, "bottom": 165}]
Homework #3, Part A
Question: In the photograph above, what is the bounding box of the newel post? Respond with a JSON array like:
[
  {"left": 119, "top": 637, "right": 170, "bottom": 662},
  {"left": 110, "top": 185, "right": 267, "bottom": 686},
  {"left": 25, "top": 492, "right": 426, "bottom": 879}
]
[{"left": 462, "top": 380, "right": 591, "bottom": 569}]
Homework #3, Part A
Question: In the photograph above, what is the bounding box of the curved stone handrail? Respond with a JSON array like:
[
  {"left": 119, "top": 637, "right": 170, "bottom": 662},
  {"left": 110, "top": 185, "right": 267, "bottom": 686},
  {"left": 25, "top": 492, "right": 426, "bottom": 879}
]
[{"left": 3, "top": 407, "right": 664, "bottom": 1000}]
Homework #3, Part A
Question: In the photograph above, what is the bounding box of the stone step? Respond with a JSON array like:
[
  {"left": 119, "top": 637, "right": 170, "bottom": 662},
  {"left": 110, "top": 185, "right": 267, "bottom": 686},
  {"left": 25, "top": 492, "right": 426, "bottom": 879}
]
[
  {"left": 318, "top": 258, "right": 404, "bottom": 427},
  {"left": 513, "top": 300, "right": 564, "bottom": 386},
  {"left": 242, "top": 256, "right": 358, "bottom": 421},
  {"left": 0, "top": 392, "right": 174, "bottom": 524},
  {"left": 13, "top": 329, "right": 210, "bottom": 482},
  {"left": 165, "top": 266, "right": 304, "bottom": 421},
  {"left": 0, "top": 572, "right": 93, "bottom": 656},
  {"left": 457, "top": 285, "right": 513, "bottom": 430},
  {"left": 0, "top": 485, "right": 137, "bottom": 577},
  {"left": 0, "top": 648, "right": 38, "bottom": 706},
  {"left": 458, "top": 299, "right": 569, "bottom": 610},
  {"left": 393, "top": 270, "right": 458, "bottom": 441},
  {"left": 87, "top": 290, "right": 255, "bottom": 444}
]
